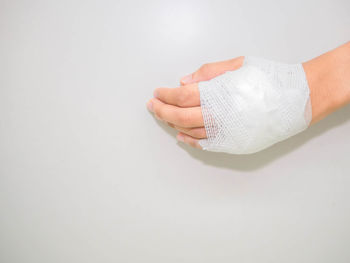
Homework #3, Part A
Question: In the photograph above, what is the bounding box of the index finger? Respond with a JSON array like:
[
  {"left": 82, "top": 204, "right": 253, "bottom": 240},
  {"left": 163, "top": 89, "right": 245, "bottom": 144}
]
[{"left": 154, "top": 83, "right": 200, "bottom": 108}]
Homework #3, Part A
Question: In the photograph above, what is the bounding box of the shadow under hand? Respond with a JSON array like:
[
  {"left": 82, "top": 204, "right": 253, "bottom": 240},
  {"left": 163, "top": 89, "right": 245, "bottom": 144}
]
[{"left": 154, "top": 105, "right": 350, "bottom": 172}]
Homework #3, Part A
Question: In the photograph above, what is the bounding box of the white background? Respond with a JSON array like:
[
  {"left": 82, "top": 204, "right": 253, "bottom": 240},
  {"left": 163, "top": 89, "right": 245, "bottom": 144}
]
[{"left": 1, "top": 0, "right": 350, "bottom": 262}]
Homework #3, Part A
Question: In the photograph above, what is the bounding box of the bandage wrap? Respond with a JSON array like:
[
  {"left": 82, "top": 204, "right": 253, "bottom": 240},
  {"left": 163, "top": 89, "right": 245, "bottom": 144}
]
[{"left": 198, "top": 57, "right": 312, "bottom": 154}]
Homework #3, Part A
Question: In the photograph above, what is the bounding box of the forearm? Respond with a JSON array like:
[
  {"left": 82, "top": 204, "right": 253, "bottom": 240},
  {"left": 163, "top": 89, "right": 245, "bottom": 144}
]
[{"left": 303, "top": 42, "right": 350, "bottom": 124}]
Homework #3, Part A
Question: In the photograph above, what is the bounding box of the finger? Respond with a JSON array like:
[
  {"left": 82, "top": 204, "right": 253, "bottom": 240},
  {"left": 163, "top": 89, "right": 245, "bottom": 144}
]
[
  {"left": 180, "top": 56, "right": 245, "bottom": 85},
  {"left": 154, "top": 83, "right": 200, "bottom": 107},
  {"left": 176, "top": 132, "right": 202, "bottom": 149},
  {"left": 173, "top": 125, "right": 207, "bottom": 139},
  {"left": 150, "top": 98, "right": 204, "bottom": 128},
  {"left": 167, "top": 122, "right": 175, "bottom": 128}
]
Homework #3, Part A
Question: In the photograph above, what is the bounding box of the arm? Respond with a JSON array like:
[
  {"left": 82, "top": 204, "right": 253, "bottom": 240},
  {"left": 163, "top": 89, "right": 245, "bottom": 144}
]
[
  {"left": 147, "top": 42, "right": 350, "bottom": 153},
  {"left": 303, "top": 42, "right": 350, "bottom": 124}
]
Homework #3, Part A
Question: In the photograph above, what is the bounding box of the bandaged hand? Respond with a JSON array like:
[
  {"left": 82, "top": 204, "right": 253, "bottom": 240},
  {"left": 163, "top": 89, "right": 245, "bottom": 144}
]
[{"left": 147, "top": 42, "right": 350, "bottom": 154}]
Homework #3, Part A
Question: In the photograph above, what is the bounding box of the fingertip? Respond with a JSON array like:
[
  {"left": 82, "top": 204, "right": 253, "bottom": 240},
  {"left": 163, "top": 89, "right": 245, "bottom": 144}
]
[
  {"left": 176, "top": 132, "right": 202, "bottom": 149},
  {"left": 176, "top": 133, "right": 185, "bottom": 142},
  {"left": 147, "top": 97, "right": 161, "bottom": 113},
  {"left": 146, "top": 99, "right": 153, "bottom": 112},
  {"left": 153, "top": 88, "right": 159, "bottom": 98}
]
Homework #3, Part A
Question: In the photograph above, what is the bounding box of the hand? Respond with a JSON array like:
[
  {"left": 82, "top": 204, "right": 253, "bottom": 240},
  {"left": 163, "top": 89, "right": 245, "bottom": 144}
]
[{"left": 146, "top": 56, "right": 244, "bottom": 149}]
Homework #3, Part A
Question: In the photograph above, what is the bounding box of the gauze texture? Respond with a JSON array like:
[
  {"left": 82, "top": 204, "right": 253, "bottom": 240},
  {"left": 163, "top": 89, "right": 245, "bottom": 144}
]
[{"left": 198, "top": 57, "right": 312, "bottom": 154}]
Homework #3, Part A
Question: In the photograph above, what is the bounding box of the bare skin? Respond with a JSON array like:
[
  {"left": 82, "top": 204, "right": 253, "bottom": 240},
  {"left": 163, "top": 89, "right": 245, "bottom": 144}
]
[{"left": 146, "top": 42, "right": 350, "bottom": 149}]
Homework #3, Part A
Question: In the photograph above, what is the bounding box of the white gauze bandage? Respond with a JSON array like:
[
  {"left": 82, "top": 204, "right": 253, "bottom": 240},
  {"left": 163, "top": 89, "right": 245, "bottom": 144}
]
[{"left": 198, "top": 56, "right": 312, "bottom": 154}]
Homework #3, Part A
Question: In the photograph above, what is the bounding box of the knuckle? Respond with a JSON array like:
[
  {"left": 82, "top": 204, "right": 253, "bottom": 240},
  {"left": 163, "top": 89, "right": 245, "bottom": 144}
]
[
  {"left": 176, "top": 112, "right": 190, "bottom": 126},
  {"left": 230, "top": 56, "right": 245, "bottom": 67},
  {"left": 176, "top": 88, "right": 190, "bottom": 106},
  {"left": 200, "top": 63, "right": 209, "bottom": 70},
  {"left": 199, "top": 63, "right": 211, "bottom": 74}
]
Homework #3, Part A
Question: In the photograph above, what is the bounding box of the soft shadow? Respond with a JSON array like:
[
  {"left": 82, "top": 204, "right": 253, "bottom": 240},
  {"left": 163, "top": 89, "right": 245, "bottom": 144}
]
[{"left": 153, "top": 105, "right": 350, "bottom": 171}]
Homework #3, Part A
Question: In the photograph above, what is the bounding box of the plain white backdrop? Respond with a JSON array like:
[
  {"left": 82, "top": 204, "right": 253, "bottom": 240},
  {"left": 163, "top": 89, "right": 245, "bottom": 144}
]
[{"left": 1, "top": 0, "right": 350, "bottom": 262}]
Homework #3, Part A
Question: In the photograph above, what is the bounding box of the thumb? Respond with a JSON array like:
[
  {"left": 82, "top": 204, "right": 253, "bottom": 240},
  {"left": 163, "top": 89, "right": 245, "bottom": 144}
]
[{"left": 180, "top": 56, "right": 245, "bottom": 86}]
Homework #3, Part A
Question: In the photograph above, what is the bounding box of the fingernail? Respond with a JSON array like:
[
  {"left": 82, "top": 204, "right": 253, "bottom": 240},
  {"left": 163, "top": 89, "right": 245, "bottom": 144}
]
[
  {"left": 180, "top": 74, "right": 192, "bottom": 85},
  {"left": 176, "top": 134, "right": 185, "bottom": 142},
  {"left": 147, "top": 100, "right": 153, "bottom": 112}
]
